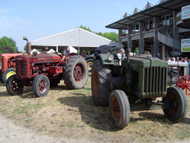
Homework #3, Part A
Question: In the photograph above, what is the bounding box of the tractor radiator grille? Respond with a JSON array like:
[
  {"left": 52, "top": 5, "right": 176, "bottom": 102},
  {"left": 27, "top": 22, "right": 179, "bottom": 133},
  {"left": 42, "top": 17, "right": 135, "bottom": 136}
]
[
  {"left": 16, "top": 60, "right": 27, "bottom": 76},
  {"left": 144, "top": 67, "right": 167, "bottom": 94}
]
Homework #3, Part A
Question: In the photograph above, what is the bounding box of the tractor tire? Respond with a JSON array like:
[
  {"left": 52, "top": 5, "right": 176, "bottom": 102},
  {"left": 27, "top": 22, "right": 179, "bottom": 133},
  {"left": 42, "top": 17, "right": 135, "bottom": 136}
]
[
  {"left": 64, "top": 56, "right": 88, "bottom": 89},
  {"left": 6, "top": 75, "right": 23, "bottom": 95},
  {"left": 144, "top": 99, "right": 153, "bottom": 110},
  {"left": 162, "top": 87, "right": 187, "bottom": 123},
  {"left": 32, "top": 75, "right": 50, "bottom": 97},
  {"left": 2, "top": 68, "right": 16, "bottom": 83},
  {"left": 91, "top": 60, "right": 111, "bottom": 106},
  {"left": 0, "top": 72, "right": 3, "bottom": 82},
  {"left": 109, "top": 90, "right": 130, "bottom": 129}
]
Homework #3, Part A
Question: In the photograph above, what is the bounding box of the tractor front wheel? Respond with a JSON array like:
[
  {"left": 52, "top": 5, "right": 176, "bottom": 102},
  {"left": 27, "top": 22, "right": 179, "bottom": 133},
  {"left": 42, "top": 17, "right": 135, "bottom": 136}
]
[
  {"left": 162, "top": 87, "right": 187, "bottom": 122},
  {"left": 109, "top": 90, "right": 130, "bottom": 129},
  {"left": 32, "top": 75, "right": 50, "bottom": 97},
  {"left": 6, "top": 75, "right": 23, "bottom": 95}
]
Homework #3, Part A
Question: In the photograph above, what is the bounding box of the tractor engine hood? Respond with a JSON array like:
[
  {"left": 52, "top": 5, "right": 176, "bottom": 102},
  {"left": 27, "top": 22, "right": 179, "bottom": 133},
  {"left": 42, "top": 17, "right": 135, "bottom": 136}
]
[
  {"left": 16, "top": 53, "right": 62, "bottom": 64},
  {"left": 128, "top": 56, "right": 168, "bottom": 69}
]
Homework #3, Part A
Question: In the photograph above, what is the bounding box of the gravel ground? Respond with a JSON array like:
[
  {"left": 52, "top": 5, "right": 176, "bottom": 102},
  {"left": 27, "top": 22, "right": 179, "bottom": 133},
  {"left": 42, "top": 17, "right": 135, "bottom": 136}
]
[
  {"left": 0, "top": 114, "right": 93, "bottom": 143},
  {"left": 0, "top": 113, "right": 189, "bottom": 143}
]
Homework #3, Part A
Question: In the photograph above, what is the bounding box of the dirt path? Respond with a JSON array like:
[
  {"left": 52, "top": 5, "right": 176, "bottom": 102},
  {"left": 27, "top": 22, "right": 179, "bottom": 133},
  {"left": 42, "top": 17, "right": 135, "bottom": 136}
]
[
  {"left": 0, "top": 114, "right": 93, "bottom": 143},
  {"left": 0, "top": 113, "right": 189, "bottom": 143}
]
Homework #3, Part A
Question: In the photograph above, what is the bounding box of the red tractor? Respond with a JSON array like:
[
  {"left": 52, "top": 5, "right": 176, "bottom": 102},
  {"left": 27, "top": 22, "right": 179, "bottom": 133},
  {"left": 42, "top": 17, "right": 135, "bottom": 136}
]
[
  {"left": 0, "top": 53, "right": 22, "bottom": 83},
  {"left": 6, "top": 53, "right": 88, "bottom": 97},
  {"left": 168, "top": 62, "right": 190, "bottom": 96}
]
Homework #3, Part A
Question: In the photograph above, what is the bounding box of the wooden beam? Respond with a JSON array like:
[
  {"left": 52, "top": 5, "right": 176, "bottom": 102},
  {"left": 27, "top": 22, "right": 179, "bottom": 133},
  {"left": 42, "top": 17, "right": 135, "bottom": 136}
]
[
  {"left": 158, "top": 6, "right": 174, "bottom": 12},
  {"left": 139, "top": 22, "right": 144, "bottom": 54},
  {"left": 128, "top": 24, "right": 132, "bottom": 53},
  {"left": 152, "top": 17, "right": 159, "bottom": 57}
]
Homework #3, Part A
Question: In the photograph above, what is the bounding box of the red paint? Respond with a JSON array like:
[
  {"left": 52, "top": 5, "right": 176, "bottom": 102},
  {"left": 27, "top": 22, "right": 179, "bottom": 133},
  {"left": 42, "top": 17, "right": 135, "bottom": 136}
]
[
  {"left": 0, "top": 53, "right": 22, "bottom": 73},
  {"left": 176, "top": 75, "right": 190, "bottom": 96},
  {"left": 73, "top": 64, "right": 83, "bottom": 81},
  {"left": 15, "top": 53, "right": 74, "bottom": 85}
]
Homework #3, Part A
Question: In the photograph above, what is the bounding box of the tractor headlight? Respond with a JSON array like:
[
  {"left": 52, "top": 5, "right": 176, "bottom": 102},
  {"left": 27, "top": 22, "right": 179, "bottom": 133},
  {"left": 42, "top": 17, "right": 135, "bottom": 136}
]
[{"left": 108, "top": 55, "right": 114, "bottom": 61}]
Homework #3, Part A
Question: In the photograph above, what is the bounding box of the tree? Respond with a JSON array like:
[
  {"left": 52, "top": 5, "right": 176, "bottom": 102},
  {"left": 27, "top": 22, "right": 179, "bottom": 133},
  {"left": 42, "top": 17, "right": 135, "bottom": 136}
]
[
  {"left": 123, "top": 12, "right": 128, "bottom": 18},
  {"left": 79, "top": 25, "right": 118, "bottom": 42},
  {"left": 145, "top": 2, "right": 152, "bottom": 9},
  {"left": 80, "top": 25, "right": 92, "bottom": 32},
  {"left": 0, "top": 37, "right": 17, "bottom": 53},
  {"left": 97, "top": 32, "right": 118, "bottom": 42},
  {"left": 133, "top": 8, "right": 139, "bottom": 14}
]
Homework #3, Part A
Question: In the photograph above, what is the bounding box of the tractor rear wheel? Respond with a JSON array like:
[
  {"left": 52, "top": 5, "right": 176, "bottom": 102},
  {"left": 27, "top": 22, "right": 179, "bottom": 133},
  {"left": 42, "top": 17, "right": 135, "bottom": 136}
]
[
  {"left": 6, "top": 75, "right": 23, "bottom": 95},
  {"left": 109, "top": 90, "right": 130, "bottom": 129},
  {"left": 32, "top": 75, "right": 50, "bottom": 97},
  {"left": 162, "top": 87, "right": 187, "bottom": 122},
  {"left": 64, "top": 56, "right": 88, "bottom": 89},
  {"left": 91, "top": 60, "right": 111, "bottom": 106},
  {"left": 2, "top": 68, "right": 16, "bottom": 83}
]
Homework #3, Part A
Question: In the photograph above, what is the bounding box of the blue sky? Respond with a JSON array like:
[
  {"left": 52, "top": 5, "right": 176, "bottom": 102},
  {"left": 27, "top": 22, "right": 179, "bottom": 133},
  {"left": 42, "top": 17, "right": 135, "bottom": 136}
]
[{"left": 0, "top": 0, "right": 158, "bottom": 51}]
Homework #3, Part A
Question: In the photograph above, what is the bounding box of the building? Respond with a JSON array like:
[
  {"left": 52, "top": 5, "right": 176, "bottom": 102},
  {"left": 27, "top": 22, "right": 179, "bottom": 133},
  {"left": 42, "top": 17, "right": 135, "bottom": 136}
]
[
  {"left": 30, "top": 28, "right": 111, "bottom": 55},
  {"left": 106, "top": 0, "right": 190, "bottom": 59}
]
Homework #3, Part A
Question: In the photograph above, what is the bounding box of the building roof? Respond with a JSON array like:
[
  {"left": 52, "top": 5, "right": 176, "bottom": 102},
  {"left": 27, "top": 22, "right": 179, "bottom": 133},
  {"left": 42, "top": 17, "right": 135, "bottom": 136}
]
[
  {"left": 106, "top": 0, "right": 190, "bottom": 29},
  {"left": 31, "top": 28, "right": 111, "bottom": 47}
]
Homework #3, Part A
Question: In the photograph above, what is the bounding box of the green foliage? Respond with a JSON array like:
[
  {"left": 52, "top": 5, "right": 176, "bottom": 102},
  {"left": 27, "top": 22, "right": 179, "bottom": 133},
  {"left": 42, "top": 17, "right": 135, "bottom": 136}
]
[
  {"left": 97, "top": 32, "right": 118, "bottom": 42},
  {"left": 145, "top": 1, "right": 152, "bottom": 9},
  {"left": 133, "top": 8, "right": 139, "bottom": 14},
  {"left": 80, "top": 25, "right": 92, "bottom": 32},
  {"left": 80, "top": 25, "right": 118, "bottom": 42},
  {"left": 123, "top": 12, "right": 128, "bottom": 18},
  {"left": 0, "top": 36, "right": 17, "bottom": 53}
]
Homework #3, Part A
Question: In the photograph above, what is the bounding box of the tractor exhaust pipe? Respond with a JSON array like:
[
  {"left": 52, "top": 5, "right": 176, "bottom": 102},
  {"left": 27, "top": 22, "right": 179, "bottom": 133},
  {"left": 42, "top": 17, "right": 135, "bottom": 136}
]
[{"left": 23, "top": 37, "right": 31, "bottom": 55}]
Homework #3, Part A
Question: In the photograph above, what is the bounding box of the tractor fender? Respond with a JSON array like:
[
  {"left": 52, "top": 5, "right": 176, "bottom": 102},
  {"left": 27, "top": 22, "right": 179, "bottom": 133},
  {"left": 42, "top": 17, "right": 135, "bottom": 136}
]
[
  {"left": 2, "top": 68, "right": 16, "bottom": 83},
  {"left": 6, "top": 71, "right": 16, "bottom": 80}
]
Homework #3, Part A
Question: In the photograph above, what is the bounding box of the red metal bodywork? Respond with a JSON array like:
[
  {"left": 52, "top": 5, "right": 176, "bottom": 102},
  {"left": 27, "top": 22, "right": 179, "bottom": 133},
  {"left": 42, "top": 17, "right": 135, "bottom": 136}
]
[
  {"left": 176, "top": 75, "right": 190, "bottom": 96},
  {"left": 0, "top": 53, "right": 22, "bottom": 73},
  {"left": 15, "top": 53, "right": 68, "bottom": 81}
]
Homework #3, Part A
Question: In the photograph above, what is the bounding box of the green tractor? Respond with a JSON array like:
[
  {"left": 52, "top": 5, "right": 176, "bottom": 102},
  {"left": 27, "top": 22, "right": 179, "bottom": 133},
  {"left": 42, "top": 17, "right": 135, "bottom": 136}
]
[{"left": 91, "top": 44, "right": 187, "bottom": 129}]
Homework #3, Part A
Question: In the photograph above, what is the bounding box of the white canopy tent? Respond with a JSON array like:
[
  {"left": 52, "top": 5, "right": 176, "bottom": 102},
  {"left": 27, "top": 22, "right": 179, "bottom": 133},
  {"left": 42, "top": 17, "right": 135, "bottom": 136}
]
[{"left": 31, "top": 28, "right": 111, "bottom": 48}]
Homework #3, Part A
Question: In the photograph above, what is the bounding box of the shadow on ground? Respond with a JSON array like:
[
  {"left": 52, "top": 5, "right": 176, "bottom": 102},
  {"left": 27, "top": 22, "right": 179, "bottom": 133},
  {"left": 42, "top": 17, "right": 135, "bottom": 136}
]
[
  {"left": 57, "top": 94, "right": 119, "bottom": 131},
  {"left": 57, "top": 93, "right": 188, "bottom": 131},
  {"left": 139, "top": 112, "right": 190, "bottom": 124},
  {"left": 0, "top": 85, "right": 72, "bottom": 98},
  {"left": 0, "top": 91, "right": 11, "bottom": 97},
  {"left": 50, "top": 85, "right": 68, "bottom": 90},
  {"left": 21, "top": 85, "right": 70, "bottom": 98},
  {"left": 0, "top": 89, "right": 34, "bottom": 98},
  {"left": 183, "top": 117, "right": 190, "bottom": 124}
]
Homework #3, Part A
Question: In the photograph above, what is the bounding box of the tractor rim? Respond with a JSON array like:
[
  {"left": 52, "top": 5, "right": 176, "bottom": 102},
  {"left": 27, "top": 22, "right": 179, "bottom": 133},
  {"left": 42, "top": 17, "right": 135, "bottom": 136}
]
[
  {"left": 111, "top": 96, "right": 121, "bottom": 121},
  {"left": 73, "top": 64, "right": 84, "bottom": 82},
  {"left": 10, "top": 79, "right": 20, "bottom": 92},
  {"left": 39, "top": 80, "right": 47, "bottom": 93}
]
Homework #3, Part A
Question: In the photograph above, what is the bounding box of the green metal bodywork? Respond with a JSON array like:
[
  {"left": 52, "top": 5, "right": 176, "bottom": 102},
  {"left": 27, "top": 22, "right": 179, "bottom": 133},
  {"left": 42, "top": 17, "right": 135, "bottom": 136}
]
[
  {"left": 98, "top": 53, "right": 168, "bottom": 99},
  {"left": 98, "top": 53, "right": 118, "bottom": 65},
  {"left": 126, "top": 57, "right": 168, "bottom": 98}
]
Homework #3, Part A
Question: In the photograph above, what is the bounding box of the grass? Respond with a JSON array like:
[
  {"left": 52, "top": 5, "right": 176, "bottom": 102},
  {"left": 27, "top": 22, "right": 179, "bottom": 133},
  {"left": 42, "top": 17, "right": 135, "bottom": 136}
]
[{"left": 0, "top": 78, "right": 189, "bottom": 143}]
